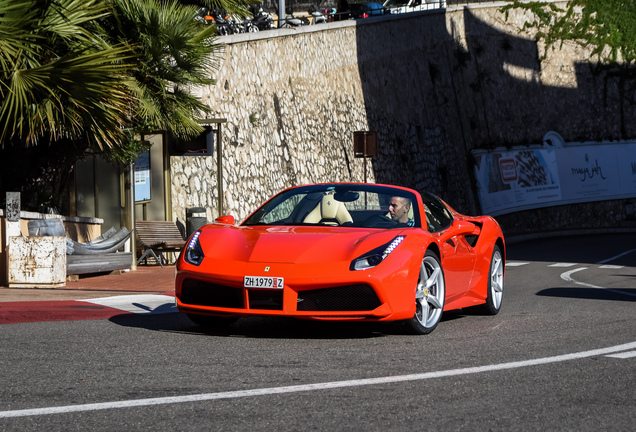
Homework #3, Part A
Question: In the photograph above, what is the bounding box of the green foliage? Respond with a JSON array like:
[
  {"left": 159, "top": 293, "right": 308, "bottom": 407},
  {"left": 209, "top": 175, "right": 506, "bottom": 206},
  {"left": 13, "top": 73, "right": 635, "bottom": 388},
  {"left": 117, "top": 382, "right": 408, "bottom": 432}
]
[
  {"left": 103, "top": 0, "right": 222, "bottom": 143},
  {"left": 0, "top": 0, "right": 225, "bottom": 210},
  {"left": 103, "top": 132, "right": 153, "bottom": 167},
  {"left": 501, "top": 0, "right": 636, "bottom": 139},
  {"left": 501, "top": 0, "right": 636, "bottom": 65},
  {"left": 0, "top": 0, "right": 134, "bottom": 148}
]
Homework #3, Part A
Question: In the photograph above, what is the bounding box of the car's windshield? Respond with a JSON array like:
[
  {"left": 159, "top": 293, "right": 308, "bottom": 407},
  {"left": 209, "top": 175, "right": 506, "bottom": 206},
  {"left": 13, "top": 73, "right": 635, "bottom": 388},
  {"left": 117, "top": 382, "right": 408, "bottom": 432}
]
[{"left": 243, "top": 184, "right": 421, "bottom": 229}]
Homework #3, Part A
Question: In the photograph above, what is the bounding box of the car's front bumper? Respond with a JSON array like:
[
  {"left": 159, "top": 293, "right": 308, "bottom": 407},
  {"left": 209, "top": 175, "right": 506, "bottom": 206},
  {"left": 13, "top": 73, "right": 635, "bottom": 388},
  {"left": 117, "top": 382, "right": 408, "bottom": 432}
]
[{"left": 175, "top": 257, "right": 417, "bottom": 321}]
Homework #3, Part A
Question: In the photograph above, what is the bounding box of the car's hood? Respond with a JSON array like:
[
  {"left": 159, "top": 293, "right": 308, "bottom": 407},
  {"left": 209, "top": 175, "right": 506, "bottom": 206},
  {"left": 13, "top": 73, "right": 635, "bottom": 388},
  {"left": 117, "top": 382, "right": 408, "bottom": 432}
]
[{"left": 197, "top": 224, "right": 405, "bottom": 264}]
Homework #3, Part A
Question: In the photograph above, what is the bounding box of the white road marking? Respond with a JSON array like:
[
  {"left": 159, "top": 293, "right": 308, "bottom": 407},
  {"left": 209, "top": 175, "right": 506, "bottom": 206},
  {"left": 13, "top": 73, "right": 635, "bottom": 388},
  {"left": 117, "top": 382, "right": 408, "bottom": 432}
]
[
  {"left": 79, "top": 295, "right": 176, "bottom": 314},
  {"left": 560, "top": 268, "right": 597, "bottom": 288},
  {"left": 549, "top": 263, "right": 577, "bottom": 267},
  {"left": 1, "top": 341, "right": 636, "bottom": 419},
  {"left": 505, "top": 262, "right": 529, "bottom": 267},
  {"left": 596, "top": 248, "right": 636, "bottom": 265},
  {"left": 606, "top": 350, "right": 636, "bottom": 359},
  {"left": 599, "top": 265, "right": 624, "bottom": 269},
  {"left": 560, "top": 268, "right": 636, "bottom": 298}
]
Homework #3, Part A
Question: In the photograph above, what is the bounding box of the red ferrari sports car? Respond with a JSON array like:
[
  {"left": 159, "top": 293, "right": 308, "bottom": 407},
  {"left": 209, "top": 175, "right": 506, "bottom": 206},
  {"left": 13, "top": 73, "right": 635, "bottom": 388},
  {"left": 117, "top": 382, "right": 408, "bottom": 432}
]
[{"left": 175, "top": 183, "right": 505, "bottom": 334}]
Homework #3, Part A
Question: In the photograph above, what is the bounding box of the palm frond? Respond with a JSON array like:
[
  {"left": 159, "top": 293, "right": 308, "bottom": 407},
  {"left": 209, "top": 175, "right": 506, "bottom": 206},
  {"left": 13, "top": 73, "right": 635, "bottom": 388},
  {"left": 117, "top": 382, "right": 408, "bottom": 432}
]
[
  {"left": 107, "top": 0, "right": 223, "bottom": 139},
  {"left": 0, "top": 0, "right": 136, "bottom": 148}
]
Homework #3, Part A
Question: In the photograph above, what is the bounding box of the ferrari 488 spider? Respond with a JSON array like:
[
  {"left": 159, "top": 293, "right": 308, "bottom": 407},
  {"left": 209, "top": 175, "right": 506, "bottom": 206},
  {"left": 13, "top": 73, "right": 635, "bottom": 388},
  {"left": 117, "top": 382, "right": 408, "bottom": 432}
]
[{"left": 175, "top": 183, "right": 505, "bottom": 334}]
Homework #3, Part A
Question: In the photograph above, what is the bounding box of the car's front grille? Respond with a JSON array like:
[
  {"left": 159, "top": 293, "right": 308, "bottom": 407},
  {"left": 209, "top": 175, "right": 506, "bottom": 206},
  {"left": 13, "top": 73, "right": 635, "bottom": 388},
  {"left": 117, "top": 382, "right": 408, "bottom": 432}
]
[
  {"left": 181, "top": 280, "right": 382, "bottom": 313},
  {"left": 297, "top": 284, "right": 381, "bottom": 312},
  {"left": 248, "top": 289, "right": 284, "bottom": 310},
  {"left": 180, "top": 279, "right": 243, "bottom": 308}
]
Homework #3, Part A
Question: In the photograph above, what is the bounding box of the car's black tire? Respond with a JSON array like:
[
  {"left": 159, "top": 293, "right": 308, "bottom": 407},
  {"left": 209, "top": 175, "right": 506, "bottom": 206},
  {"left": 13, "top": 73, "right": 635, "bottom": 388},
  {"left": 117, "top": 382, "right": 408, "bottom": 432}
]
[
  {"left": 402, "top": 249, "right": 446, "bottom": 335},
  {"left": 476, "top": 245, "right": 504, "bottom": 315},
  {"left": 187, "top": 313, "right": 238, "bottom": 328}
]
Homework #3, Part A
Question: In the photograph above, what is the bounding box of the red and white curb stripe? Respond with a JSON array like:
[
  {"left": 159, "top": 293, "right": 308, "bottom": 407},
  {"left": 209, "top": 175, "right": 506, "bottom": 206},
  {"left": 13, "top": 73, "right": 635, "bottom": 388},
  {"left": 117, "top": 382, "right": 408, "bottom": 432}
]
[
  {"left": 83, "top": 294, "right": 177, "bottom": 314},
  {"left": 0, "top": 294, "right": 176, "bottom": 325}
]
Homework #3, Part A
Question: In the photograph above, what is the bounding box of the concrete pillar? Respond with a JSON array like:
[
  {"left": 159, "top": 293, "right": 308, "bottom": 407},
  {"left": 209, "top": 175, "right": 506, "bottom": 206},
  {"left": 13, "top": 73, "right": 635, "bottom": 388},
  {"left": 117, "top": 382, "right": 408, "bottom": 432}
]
[
  {"left": 4, "top": 192, "right": 21, "bottom": 246},
  {"left": 5, "top": 192, "right": 67, "bottom": 288}
]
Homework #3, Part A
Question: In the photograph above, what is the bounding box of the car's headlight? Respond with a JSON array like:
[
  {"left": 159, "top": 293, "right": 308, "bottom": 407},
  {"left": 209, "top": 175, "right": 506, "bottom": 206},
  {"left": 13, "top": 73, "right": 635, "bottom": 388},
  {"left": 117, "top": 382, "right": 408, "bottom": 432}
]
[
  {"left": 350, "top": 236, "right": 405, "bottom": 271},
  {"left": 184, "top": 230, "right": 204, "bottom": 266}
]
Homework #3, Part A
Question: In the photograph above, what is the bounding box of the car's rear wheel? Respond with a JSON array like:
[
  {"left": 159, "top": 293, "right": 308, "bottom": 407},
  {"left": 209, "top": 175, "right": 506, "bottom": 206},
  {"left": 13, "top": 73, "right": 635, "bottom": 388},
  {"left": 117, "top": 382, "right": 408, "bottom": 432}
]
[
  {"left": 403, "top": 250, "right": 445, "bottom": 335},
  {"left": 477, "top": 245, "right": 504, "bottom": 315},
  {"left": 187, "top": 313, "right": 237, "bottom": 328}
]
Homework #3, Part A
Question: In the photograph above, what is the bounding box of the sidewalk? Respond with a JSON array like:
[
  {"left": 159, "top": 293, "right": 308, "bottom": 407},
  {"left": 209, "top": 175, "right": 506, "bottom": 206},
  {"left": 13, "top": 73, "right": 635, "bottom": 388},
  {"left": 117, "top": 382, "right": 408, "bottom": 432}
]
[{"left": 0, "top": 265, "right": 176, "bottom": 302}]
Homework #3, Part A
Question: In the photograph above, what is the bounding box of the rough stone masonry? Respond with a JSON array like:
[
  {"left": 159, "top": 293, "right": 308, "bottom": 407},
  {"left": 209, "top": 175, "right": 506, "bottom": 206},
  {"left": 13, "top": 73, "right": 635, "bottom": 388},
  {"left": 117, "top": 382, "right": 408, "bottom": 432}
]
[{"left": 171, "top": 2, "right": 635, "bottom": 235}]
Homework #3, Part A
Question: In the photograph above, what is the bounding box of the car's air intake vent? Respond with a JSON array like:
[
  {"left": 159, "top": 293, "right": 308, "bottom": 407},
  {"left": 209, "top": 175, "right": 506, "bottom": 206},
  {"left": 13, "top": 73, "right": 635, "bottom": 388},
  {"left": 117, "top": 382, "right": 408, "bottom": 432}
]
[
  {"left": 465, "top": 235, "right": 479, "bottom": 247},
  {"left": 180, "top": 279, "right": 244, "bottom": 308},
  {"left": 297, "top": 284, "right": 381, "bottom": 312},
  {"left": 248, "top": 289, "right": 284, "bottom": 310},
  {"left": 464, "top": 221, "right": 483, "bottom": 247}
]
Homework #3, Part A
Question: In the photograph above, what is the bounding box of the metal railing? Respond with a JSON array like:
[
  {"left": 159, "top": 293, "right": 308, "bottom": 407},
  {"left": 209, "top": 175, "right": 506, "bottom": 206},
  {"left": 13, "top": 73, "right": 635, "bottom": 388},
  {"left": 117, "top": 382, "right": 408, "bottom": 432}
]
[{"left": 446, "top": 0, "right": 507, "bottom": 4}]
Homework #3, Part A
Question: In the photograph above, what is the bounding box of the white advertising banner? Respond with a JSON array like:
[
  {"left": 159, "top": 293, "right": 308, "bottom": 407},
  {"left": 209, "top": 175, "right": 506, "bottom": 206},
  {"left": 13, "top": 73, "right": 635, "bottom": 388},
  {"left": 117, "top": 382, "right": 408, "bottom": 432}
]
[
  {"left": 557, "top": 145, "right": 621, "bottom": 201},
  {"left": 474, "top": 148, "right": 562, "bottom": 215},
  {"left": 474, "top": 142, "right": 636, "bottom": 215}
]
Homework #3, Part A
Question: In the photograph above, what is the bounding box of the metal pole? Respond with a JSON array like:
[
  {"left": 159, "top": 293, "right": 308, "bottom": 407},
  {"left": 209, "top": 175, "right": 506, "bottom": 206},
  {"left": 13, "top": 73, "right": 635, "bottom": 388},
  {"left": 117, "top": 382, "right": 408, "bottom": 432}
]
[
  {"left": 93, "top": 155, "right": 99, "bottom": 218},
  {"left": 279, "top": 0, "right": 285, "bottom": 27},
  {"left": 129, "top": 163, "right": 137, "bottom": 270},
  {"left": 217, "top": 124, "right": 223, "bottom": 217},
  {"left": 196, "top": 118, "right": 226, "bottom": 219},
  {"left": 363, "top": 133, "right": 367, "bottom": 184}
]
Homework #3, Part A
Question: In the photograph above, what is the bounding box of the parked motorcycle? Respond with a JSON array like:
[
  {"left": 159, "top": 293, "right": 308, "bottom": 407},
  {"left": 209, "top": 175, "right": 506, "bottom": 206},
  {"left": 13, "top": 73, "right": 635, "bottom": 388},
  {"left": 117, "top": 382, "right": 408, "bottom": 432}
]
[
  {"left": 227, "top": 14, "right": 248, "bottom": 33},
  {"left": 309, "top": 5, "right": 328, "bottom": 24},
  {"left": 249, "top": 5, "right": 276, "bottom": 31},
  {"left": 281, "top": 6, "right": 309, "bottom": 28},
  {"left": 242, "top": 16, "right": 259, "bottom": 32},
  {"left": 207, "top": 9, "right": 234, "bottom": 35},
  {"left": 195, "top": 7, "right": 209, "bottom": 25}
]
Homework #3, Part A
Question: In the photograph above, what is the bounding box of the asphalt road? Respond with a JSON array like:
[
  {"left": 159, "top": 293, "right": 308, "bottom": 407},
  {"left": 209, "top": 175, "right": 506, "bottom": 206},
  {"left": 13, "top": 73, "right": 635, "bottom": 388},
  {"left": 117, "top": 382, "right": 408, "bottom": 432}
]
[{"left": 0, "top": 233, "right": 635, "bottom": 431}]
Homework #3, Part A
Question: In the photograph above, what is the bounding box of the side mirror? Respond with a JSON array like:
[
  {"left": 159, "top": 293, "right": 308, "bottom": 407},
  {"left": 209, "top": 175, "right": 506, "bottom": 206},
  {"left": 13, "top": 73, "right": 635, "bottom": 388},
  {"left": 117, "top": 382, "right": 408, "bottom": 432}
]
[
  {"left": 215, "top": 215, "right": 236, "bottom": 225},
  {"left": 453, "top": 220, "right": 480, "bottom": 236}
]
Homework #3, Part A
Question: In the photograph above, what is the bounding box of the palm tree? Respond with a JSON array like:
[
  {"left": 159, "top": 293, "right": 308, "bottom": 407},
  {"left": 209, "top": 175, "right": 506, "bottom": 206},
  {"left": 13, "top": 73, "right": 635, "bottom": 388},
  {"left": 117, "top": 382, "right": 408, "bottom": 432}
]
[
  {"left": 0, "top": 0, "right": 134, "bottom": 148},
  {"left": 0, "top": 0, "right": 223, "bottom": 211},
  {"left": 104, "top": 0, "right": 222, "bottom": 144},
  {"left": 0, "top": 0, "right": 135, "bottom": 210}
]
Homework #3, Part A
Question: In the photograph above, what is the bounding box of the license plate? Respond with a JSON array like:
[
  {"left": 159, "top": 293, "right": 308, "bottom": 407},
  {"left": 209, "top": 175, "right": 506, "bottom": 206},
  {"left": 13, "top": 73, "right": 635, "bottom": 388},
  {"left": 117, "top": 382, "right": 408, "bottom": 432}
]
[{"left": 244, "top": 276, "right": 284, "bottom": 289}]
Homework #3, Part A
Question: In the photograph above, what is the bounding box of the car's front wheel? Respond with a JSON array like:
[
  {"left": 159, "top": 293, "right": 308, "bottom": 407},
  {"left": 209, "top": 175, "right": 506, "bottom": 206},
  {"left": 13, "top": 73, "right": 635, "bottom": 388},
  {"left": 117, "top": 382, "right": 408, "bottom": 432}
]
[
  {"left": 187, "top": 313, "right": 238, "bottom": 328},
  {"left": 477, "top": 245, "right": 504, "bottom": 315},
  {"left": 402, "top": 250, "right": 446, "bottom": 335}
]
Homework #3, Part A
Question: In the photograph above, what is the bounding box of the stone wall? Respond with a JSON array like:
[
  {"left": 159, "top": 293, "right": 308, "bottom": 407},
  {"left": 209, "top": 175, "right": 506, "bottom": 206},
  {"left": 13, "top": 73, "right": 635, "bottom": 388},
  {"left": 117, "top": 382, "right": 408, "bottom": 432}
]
[{"left": 171, "top": 2, "right": 636, "bottom": 234}]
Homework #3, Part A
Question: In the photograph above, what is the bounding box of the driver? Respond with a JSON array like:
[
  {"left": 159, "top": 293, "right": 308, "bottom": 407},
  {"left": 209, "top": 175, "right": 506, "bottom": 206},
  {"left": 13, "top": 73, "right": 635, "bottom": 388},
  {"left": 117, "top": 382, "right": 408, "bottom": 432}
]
[{"left": 388, "top": 196, "right": 414, "bottom": 226}]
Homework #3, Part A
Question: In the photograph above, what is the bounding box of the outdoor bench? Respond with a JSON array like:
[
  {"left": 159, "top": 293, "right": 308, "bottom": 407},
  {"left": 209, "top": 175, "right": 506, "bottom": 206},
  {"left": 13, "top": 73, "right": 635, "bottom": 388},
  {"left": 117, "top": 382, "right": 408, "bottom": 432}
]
[{"left": 135, "top": 220, "right": 186, "bottom": 267}]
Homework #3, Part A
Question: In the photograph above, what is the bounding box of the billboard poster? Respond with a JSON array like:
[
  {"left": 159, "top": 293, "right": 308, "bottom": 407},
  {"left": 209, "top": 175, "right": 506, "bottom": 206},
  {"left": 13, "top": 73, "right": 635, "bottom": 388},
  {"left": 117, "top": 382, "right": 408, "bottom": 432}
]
[
  {"left": 557, "top": 145, "right": 621, "bottom": 201},
  {"left": 615, "top": 144, "right": 636, "bottom": 193},
  {"left": 474, "top": 148, "right": 561, "bottom": 215},
  {"left": 474, "top": 142, "right": 636, "bottom": 215}
]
